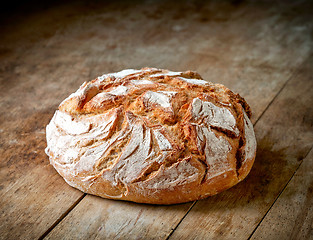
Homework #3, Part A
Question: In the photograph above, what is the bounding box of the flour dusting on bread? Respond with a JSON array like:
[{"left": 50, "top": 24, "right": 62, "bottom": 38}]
[{"left": 46, "top": 67, "right": 257, "bottom": 204}]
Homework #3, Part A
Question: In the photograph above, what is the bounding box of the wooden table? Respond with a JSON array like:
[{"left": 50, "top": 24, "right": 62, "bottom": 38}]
[{"left": 1, "top": 1, "right": 312, "bottom": 239}]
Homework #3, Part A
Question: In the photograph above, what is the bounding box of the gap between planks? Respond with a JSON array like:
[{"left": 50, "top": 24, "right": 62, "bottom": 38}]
[
  {"left": 39, "top": 54, "right": 311, "bottom": 240},
  {"left": 165, "top": 54, "right": 312, "bottom": 240},
  {"left": 39, "top": 194, "right": 87, "bottom": 240},
  {"left": 252, "top": 64, "right": 297, "bottom": 127},
  {"left": 247, "top": 53, "right": 313, "bottom": 239},
  {"left": 247, "top": 145, "right": 313, "bottom": 240},
  {"left": 165, "top": 201, "right": 197, "bottom": 240}
]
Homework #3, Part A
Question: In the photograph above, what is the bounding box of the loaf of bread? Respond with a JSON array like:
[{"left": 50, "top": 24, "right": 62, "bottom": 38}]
[{"left": 45, "top": 68, "right": 256, "bottom": 204}]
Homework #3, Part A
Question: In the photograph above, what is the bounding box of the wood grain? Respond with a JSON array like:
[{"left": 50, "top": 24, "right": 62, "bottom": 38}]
[
  {"left": 44, "top": 2, "right": 312, "bottom": 239},
  {"left": 168, "top": 54, "right": 313, "bottom": 239},
  {"left": 0, "top": 166, "right": 83, "bottom": 240},
  {"left": 45, "top": 195, "right": 192, "bottom": 240},
  {"left": 0, "top": 1, "right": 312, "bottom": 239},
  {"left": 251, "top": 148, "right": 313, "bottom": 240},
  {"left": 0, "top": 103, "right": 85, "bottom": 240}
]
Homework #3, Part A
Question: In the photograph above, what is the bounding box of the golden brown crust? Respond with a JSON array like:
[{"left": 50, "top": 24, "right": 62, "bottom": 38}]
[{"left": 45, "top": 68, "right": 257, "bottom": 204}]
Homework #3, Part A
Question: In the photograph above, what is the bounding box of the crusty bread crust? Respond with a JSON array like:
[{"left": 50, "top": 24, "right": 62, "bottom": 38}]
[{"left": 45, "top": 68, "right": 257, "bottom": 204}]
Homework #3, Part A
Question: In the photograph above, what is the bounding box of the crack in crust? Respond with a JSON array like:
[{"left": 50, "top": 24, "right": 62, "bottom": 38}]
[{"left": 46, "top": 67, "right": 257, "bottom": 204}]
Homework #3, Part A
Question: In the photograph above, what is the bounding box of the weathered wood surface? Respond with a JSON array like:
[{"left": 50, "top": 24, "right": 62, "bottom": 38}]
[
  {"left": 0, "top": 1, "right": 312, "bottom": 239},
  {"left": 168, "top": 54, "right": 313, "bottom": 239},
  {"left": 251, "top": 148, "right": 313, "bottom": 240},
  {"left": 46, "top": 195, "right": 192, "bottom": 240},
  {"left": 45, "top": 53, "right": 313, "bottom": 240}
]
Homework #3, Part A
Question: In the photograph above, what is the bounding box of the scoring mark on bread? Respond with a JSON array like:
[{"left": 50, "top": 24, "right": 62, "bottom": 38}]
[{"left": 46, "top": 67, "right": 257, "bottom": 203}]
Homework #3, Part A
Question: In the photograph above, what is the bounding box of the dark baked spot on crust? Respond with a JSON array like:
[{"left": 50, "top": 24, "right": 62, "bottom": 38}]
[
  {"left": 132, "top": 162, "right": 162, "bottom": 183},
  {"left": 229, "top": 91, "right": 252, "bottom": 119},
  {"left": 47, "top": 68, "right": 256, "bottom": 204},
  {"left": 197, "top": 157, "right": 209, "bottom": 184},
  {"left": 236, "top": 136, "right": 245, "bottom": 172},
  {"left": 210, "top": 125, "right": 239, "bottom": 138}
]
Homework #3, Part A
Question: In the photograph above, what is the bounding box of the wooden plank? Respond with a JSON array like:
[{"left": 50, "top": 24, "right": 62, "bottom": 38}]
[
  {"left": 251, "top": 148, "right": 313, "bottom": 240},
  {"left": 168, "top": 54, "right": 313, "bottom": 239},
  {"left": 0, "top": 1, "right": 312, "bottom": 239},
  {"left": 45, "top": 195, "right": 192, "bottom": 240},
  {"left": 0, "top": 96, "right": 84, "bottom": 239},
  {"left": 0, "top": 166, "right": 84, "bottom": 240},
  {"left": 44, "top": 2, "right": 313, "bottom": 240}
]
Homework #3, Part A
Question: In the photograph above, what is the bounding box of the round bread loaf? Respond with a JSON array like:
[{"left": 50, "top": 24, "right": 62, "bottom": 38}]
[{"left": 45, "top": 68, "right": 256, "bottom": 204}]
